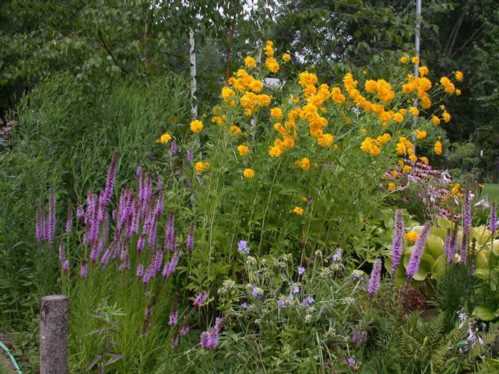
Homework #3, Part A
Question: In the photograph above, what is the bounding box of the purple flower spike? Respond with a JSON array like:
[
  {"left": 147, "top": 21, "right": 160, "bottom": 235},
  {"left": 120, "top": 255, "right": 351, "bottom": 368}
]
[
  {"left": 65, "top": 207, "right": 73, "bottom": 234},
  {"left": 186, "top": 149, "right": 193, "bottom": 163},
  {"left": 200, "top": 329, "right": 219, "bottom": 350},
  {"left": 186, "top": 225, "right": 194, "bottom": 251},
  {"left": 297, "top": 266, "right": 305, "bottom": 276},
  {"left": 162, "top": 252, "right": 180, "bottom": 278},
  {"left": 168, "top": 309, "right": 178, "bottom": 326},
  {"left": 79, "top": 262, "right": 88, "bottom": 278},
  {"left": 489, "top": 203, "right": 496, "bottom": 235},
  {"left": 62, "top": 259, "right": 70, "bottom": 272},
  {"left": 237, "top": 240, "right": 249, "bottom": 255},
  {"left": 390, "top": 210, "right": 405, "bottom": 274},
  {"left": 460, "top": 191, "right": 472, "bottom": 263},
  {"left": 192, "top": 291, "right": 209, "bottom": 308},
  {"left": 102, "top": 153, "right": 118, "bottom": 206},
  {"left": 444, "top": 230, "right": 457, "bottom": 263},
  {"left": 179, "top": 325, "right": 191, "bottom": 336},
  {"left": 367, "top": 259, "right": 382, "bottom": 297},
  {"left": 165, "top": 213, "right": 176, "bottom": 252},
  {"left": 406, "top": 223, "right": 431, "bottom": 279},
  {"left": 47, "top": 192, "right": 56, "bottom": 242},
  {"left": 35, "top": 209, "right": 43, "bottom": 242},
  {"left": 170, "top": 141, "right": 178, "bottom": 156}
]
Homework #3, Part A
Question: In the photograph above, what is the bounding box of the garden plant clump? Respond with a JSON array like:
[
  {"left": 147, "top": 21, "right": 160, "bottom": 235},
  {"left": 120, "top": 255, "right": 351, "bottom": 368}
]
[{"left": 19, "top": 40, "right": 498, "bottom": 373}]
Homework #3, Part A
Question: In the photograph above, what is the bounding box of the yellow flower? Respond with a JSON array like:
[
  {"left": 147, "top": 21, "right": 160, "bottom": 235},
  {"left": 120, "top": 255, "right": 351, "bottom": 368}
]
[
  {"left": 442, "top": 111, "right": 451, "bottom": 123},
  {"left": 194, "top": 161, "right": 209, "bottom": 174},
  {"left": 237, "top": 144, "right": 250, "bottom": 156},
  {"left": 282, "top": 52, "right": 291, "bottom": 62},
  {"left": 211, "top": 115, "right": 225, "bottom": 125},
  {"left": 405, "top": 231, "right": 418, "bottom": 242},
  {"left": 265, "top": 57, "right": 280, "bottom": 73},
  {"left": 434, "top": 140, "right": 443, "bottom": 156},
  {"left": 431, "top": 115, "right": 441, "bottom": 126},
  {"left": 387, "top": 182, "right": 397, "bottom": 192},
  {"left": 229, "top": 125, "right": 242, "bottom": 135},
  {"left": 270, "top": 107, "right": 283, "bottom": 120},
  {"left": 411, "top": 56, "right": 420, "bottom": 65},
  {"left": 393, "top": 112, "right": 404, "bottom": 123},
  {"left": 451, "top": 183, "right": 461, "bottom": 195},
  {"left": 317, "top": 133, "right": 335, "bottom": 148},
  {"left": 408, "top": 106, "right": 419, "bottom": 117},
  {"left": 455, "top": 88, "right": 461, "bottom": 96},
  {"left": 243, "top": 168, "right": 255, "bottom": 179},
  {"left": 292, "top": 207, "right": 304, "bottom": 216},
  {"left": 419, "top": 156, "right": 429, "bottom": 165},
  {"left": 249, "top": 79, "right": 264, "bottom": 93},
  {"left": 268, "top": 145, "right": 283, "bottom": 158},
  {"left": 221, "top": 86, "right": 235, "bottom": 100},
  {"left": 295, "top": 157, "right": 311, "bottom": 171},
  {"left": 190, "top": 119, "right": 204, "bottom": 133},
  {"left": 400, "top": 55, "right": 409, "bottom": 64},
  {"left": 244, "top": 56, "right": 257, "bottom": 69},
  {"left": 402, "top": 165, "right": 412, "bottom": 174},
  {"left": 360, "top": 137, "right": 381, "bottom": 156},
  {"left": 330, "top": 87, "right": 346, "bottom": 104},
  {"left": 364, "top": 80, "right": 377, "bottom": 93},
  {"left": 264, "top": 40, "right": 274, "bottom": 57},
  {"left": 415, "top": 129, "right": 427, "bottom": 140},
  {"left": 418, "top": 66, "right": 429, "bottom": 76},
  {"left": 157, "top": 132, "right": 172, "bottom": 144},
  {"left": 454, "top": 70, "right": 464, "bottom": 82}
]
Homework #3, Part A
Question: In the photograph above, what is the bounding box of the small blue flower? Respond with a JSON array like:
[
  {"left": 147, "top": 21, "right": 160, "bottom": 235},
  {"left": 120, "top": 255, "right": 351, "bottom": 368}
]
[
  {"left": 238, "top": 240, "right": 250, "bottom": 255},
  {"left": 302, "top": 295, "right": 315, "bottom": 306},
  {"left": 297, "top": 266, "right": 305, "bottom": 275}
]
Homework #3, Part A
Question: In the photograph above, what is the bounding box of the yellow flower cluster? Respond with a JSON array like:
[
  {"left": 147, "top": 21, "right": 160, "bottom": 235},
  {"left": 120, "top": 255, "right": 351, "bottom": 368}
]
[
  {"left": 243, "top": 168, "right": 255, "bottom": 179},
  {"left": 364, "top": 79, "right": 395, "bottom": 103},
  {"left": 194, "top": 161, "right": 209, "bottom": 174},
  {"left": 190, "top": 120, "right": 204, "bottom": 133},
  {"left": 415, "top": 129, "right": 427, "bottom": 140},
  {"left": 434, "top": 140, "right": 443, "bottom": 156},
  {"left": 295, "top": 157, "right": 311, "bottom": 171},
  {"left": 395, "top": 136, "right": 416, "bottom": 162},
  {"left": 360, "top": 133, "right": 391, "bottom": 157},
  {"left": 157, "top": 132, "right": 172, "bottom": 144},
  {"left": 264, "top": 40, "right": 280, "bottom": 73},
  {"left": 440, "top": 76, "right": 456, "bottom": 94},
  {"left": 402, "top": 75, "right": 432, "bottom": 109}
]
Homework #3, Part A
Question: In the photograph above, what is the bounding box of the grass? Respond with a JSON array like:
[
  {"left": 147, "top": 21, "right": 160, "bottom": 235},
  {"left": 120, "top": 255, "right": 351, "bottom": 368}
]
[{"left": 483, "top": 183, "right": 499, "bottom": 204}]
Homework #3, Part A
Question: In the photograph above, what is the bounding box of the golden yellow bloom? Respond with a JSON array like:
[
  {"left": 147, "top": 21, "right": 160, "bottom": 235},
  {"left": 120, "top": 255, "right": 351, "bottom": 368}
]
[
  {"left": 420, "top": 94, "right": 432, "bottom": 109},
  {"left": 376, "top": 133, "right": 392, "bottom": 145},
  {"left": 249, "top": 79, "right": 264, "bottom": 93},
  {"left": 364, "top": 80, "right": 377, "bottom": 93},
  {"left": 451, "top": 183, "right": 461, "bottom": 195},
  {"left": 403, "top": 165, "right": 412, "bottom": 174},
  {"left": 360, "top": 137, "right": 381, "bottom": 156},
  {"left": 295, "top": 157, "right": 311, "bottom": 171},
  {"left": 330, "top": 87, "right": 346, "bottom": 104},
  {"left": 317, "top": 133, "right": 335, "bottom": 148},
  {"left": 264, "top": 40, "right": 274, "bottom": 57},
  {"left": 298, "top": 71, "right": 318, "bottom": 87},
  {"left": 292, "top": 206, "right": 304, "bottom": 216},
  {"left": 221, "top": 86, "right": 235, "bottom": 100},
  {"left": 387, "top": 182, "right": 397, "bottom": 192},
  {"left": 415, "top": 129, "right": 428, "bottom": 140},
  {"left": 409, "top": 106, "right": 419, "bottom": 117},
  {"left": 270, "top": 107, "right": 283, "bottom": 120},
  {"left": 211, "top": 115, "right": 225, "bottom": 125},
  {"left": 229, "top": 125, "right": 242, "bottom": 135},
  {"left": 455, "top": 88, "right": 461, "bottom": 96},
  {"left": 431, "top": 115, "right": 441, "bottom": 126},
  {"left": 405, "top": 231, "right": 418, "bottom": 242},
  {"left": 265, "top": 57, "right": 280, "bottom": 73},
  {"left": 282, "top": 52, "right": 291, "bottom": 62},
  {"left": 257, "top": 94, "right": 272, "bottom": 107},
  {"left": 194, "top": 161, "right": 209, "bottom": 174},
  {"left": 157, "top": 132, "right": 172, "bottom": 144},
  {"left": 434, "top": 140, "right": 443, "bottom": 156},
  {"left": 244, "top": 56, "right": 257, "bottom": 69},
  {"left": 400, "top": 55, "right": 409, "bottom": 64},
  {"left": 243, "top": 168, "right": 255, "bottom": 179},
  {"left": 190, "top": 120, "right": 204, "bottom": 133},
  {"left": 411, "top": 56, "right": 420, "bottom": 65},
  {"left": 419, "top": 156, "right": 429, "bottom": 165},
  {"left": 268, "top": 145, "right": 283, "bottom": 158},
  {"left": 442, "top": 111, "right": 451, "bottom": 123},
  {"left": 393, "top": 112, "right": 404, "bottom": 124},
  {"left": 418, "top": 66, "right": 429, "bottom": 76},
  {"left": 454, "top": 70, "right": 464, "bottom": 81},
  {"left": 237, "top": 144, "right": 250, "bottom": 156}
]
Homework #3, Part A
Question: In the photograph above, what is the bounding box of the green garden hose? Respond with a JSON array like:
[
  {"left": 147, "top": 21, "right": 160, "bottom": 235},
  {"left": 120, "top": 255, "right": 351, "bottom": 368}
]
[{"left": 0, "top": 340, "right": 22, "bottom": 374}]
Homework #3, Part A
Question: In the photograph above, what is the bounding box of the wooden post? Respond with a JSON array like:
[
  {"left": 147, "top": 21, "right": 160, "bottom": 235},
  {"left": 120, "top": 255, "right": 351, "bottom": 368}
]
[{"left": 40, "top": 295, "right": 69, "bottom": 374}]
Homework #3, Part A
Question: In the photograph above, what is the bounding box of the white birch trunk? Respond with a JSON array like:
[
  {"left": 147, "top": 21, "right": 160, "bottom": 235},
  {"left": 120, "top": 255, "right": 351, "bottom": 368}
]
[{"left": 189, "top": 28, "right": 198, "bottom": 119}]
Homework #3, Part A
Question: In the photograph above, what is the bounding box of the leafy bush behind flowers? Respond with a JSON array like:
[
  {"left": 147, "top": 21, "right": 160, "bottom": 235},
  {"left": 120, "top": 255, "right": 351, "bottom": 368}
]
[{"left": 33, "top": 41, "right": 475, "bottom": 372}]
